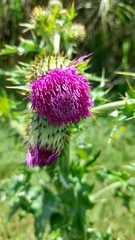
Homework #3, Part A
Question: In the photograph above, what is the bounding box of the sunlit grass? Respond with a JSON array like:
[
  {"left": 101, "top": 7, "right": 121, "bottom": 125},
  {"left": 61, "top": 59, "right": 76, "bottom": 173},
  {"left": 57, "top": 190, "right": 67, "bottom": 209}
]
[{"left": 0, "top": 120, "right": 25, "bottom": 179}]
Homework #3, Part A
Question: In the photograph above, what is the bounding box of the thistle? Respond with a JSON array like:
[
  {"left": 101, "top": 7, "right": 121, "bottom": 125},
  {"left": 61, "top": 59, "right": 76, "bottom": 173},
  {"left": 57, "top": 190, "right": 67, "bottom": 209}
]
[
  {"left": 26, "top": 112, "right": 67, "bottom": 167},
  {"left": 29, "top": 55, "right": 93, "bottom": 126},
  {"left": 26, "top": 54, "right": 93, "bottom": 167}
]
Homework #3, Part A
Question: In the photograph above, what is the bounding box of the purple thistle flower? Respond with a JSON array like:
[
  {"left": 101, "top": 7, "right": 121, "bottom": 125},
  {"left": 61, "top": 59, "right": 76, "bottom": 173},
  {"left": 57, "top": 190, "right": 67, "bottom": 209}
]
[
  {"left": 30, "top": 61, "right": 93, "bottom": 126},
  {"left": 26, "top": 146, "right": 59, "bottom": 167},
  {"left": 26, "top": 113, "right": 67, "bottom": 167}
]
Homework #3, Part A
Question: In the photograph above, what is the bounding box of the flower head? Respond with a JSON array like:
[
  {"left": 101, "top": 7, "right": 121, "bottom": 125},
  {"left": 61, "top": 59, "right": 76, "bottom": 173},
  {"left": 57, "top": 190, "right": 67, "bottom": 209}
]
[
  {"left": 26, "top": 112, "right": 67, "bottom": 167},
  {"left": 29, "top": 55, "right": 93, "bottom": 126},
  {"left": 26, "top": 146, "right": 59, "bottom": 167}
]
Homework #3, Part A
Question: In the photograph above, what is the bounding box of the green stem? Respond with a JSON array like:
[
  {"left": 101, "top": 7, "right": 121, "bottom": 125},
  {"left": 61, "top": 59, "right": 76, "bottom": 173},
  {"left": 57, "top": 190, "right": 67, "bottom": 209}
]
[
  {"left": 60, "top": 138, "right": 70, "bottom": 174},
  {"left": 53, "top": 33, "right": 60, "bottom": 54},
  {"left": 90, "top": 181, "right": 122, "bottom": 202},
  {"left": 92, "top": 99, "right": 135, "bottom": 112}
]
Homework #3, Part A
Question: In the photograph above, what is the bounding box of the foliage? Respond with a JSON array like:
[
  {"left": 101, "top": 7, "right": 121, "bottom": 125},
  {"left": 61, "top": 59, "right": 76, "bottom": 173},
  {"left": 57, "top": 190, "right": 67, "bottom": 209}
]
[
  {"left": 1, "top": 118, "right": 135, "bottom": 239},
  {"left": 0, "top": 1, "right": 85, "bottom": 57},
  {"left": 2, "top": 137, "right": 135, "bottom": 239},
  {"left": 73, "top": 0, "right": 135, "bottom": 80}
]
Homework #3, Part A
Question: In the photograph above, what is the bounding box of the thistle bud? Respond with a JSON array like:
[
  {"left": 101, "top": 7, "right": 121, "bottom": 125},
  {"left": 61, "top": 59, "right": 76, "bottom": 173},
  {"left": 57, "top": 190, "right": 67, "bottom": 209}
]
[{"left": 26, "top": 113, "right": 67, "bottom": 167}]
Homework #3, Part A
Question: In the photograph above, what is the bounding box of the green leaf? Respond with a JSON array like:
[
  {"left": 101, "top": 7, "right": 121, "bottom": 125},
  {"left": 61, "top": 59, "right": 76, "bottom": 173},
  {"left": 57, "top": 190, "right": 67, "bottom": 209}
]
[
  {"left": 18, "top": 38, "right": 37, "bottom": 54},
  {"left": 20, "top": 23, "right": 35, "bottom": 32},
  {"left": 84, "top": 150, "right": 101, "bottom": 168},
  {"left": 0, "top": 91, "right": 10, "bottom": 117},
  {"left": 6, "top": 85, "right": 30, "bottom": 91},
  {"left": 68, "top": 3, "right": 76, "bottom": 21},
  {"left": 0, "top": 45, "right": 18, "bottom": 55},
  {"left": 50, "top": 213, "right": 64, "bottom": 231},
  {"left": 115, "top": 71, "right": 135, "bottom": 77}
]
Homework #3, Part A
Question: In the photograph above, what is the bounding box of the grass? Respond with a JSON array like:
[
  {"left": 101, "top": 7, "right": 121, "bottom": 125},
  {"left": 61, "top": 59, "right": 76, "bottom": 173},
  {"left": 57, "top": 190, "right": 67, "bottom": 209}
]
[
  {"left": 0, "top": 117, "right": 135, "bottom": 239},
  {"left": 71, "top": 117, "right": 135, "bottom": 239},
  {"left": 0, "top": 120, "right": 25, "bottom": 179}
]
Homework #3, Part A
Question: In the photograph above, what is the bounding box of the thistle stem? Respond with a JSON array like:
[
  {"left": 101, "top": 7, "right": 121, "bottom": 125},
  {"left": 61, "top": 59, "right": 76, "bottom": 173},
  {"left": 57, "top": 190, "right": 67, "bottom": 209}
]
[
  {"left": 53, "top": 33, "right": 60, "bottom": 54},
  {"left": 92, "top": 99, "right": 135, "bottom": 112},
  {"left": 60, "top": 138, "right": 70, "bottom": 174},
  {"left": 90, "top": 181, "right": 122, "bottom": 202}
]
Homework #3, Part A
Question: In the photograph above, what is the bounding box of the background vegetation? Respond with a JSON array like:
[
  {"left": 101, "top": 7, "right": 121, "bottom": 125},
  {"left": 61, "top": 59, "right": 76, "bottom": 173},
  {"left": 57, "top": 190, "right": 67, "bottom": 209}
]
[{"left": 0, "top": 0, "right": 135, "bottom": 239}]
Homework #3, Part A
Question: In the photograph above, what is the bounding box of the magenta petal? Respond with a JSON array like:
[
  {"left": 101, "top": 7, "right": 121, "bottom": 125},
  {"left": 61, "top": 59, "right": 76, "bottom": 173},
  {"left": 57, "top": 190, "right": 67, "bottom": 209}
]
[
  {"left": 30, "top": 67, "right": 93, "bottom": 126},
  {"left": 26, "top": 145, "right": 59, "bottom": 167},
  {"left": 68, "top": 53, "right": 93, "bottom": 66}
]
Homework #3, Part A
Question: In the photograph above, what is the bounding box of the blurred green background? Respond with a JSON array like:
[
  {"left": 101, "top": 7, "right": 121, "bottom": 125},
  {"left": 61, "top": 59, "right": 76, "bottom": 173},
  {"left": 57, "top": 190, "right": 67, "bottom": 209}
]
[{"left": 0, "top": 0, "right": 135, "bottom": 239}]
